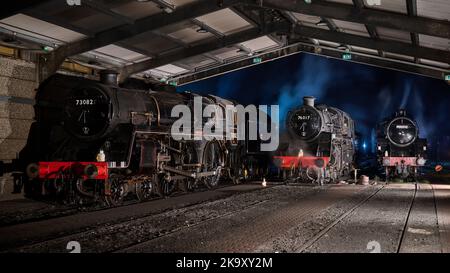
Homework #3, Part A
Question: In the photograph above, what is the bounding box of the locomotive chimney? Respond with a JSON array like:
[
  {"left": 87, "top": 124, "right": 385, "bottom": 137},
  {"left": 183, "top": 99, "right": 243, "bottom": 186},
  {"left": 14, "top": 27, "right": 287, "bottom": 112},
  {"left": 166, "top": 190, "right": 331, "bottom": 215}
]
[
  {"left": 99, "top": 70, "right": 119, "bottom": 86},
  {"left": 303, "top": 96, "right": 316, "bottom": 107}
]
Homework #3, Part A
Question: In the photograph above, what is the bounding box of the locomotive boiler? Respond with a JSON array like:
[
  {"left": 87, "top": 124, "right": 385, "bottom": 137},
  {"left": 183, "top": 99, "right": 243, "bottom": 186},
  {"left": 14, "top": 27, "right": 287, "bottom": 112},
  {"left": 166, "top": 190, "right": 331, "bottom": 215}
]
[
  {"left": 10, "top": 71, "right": 250, "bottom": 205},
  {"left": 376, "top": 109, "right": 427, "bottom": 181},
  {"left": 274, "top": 96, "right": 355, "bottom": 184}
]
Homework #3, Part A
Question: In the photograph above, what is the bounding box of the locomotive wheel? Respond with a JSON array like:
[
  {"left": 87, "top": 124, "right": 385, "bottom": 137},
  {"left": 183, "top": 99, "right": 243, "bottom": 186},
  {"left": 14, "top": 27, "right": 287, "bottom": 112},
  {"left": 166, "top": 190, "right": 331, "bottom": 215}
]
[
  {"left": 282, "top": 169, "right": 287, "bottom": 181},
  {"left": 178, "top": 179, "right": 192, "bottom": 193},
  {"left": 203, "top": 166, "right": 222, "bottom": 189},
  {"left": 229, "top": 148, "right": 244, "bottom": 184},
  {"left": 305, "top": 167, "right": 319, "bottom": 183},
  {"left": 136, "top": 179, "right": 153, "bottom": 202},
  {"left": 229, "top": 166, "right": 245, "bottom": 185},
  {"left": 232, "top": 169, "right": 244, "bottom": 184},
  {"left": 52, "top": 176, "right": 65, "bottom": 197},
  {"left": 290, "top": 165, "right": 296, "bottom": 181},
  {"left": 202, "top": 141, "right": 223, "bottom": 189},
  {"left": 231, "top": 176, "right": 240, "bottom": 185},
  {"left": 342, "top": 167, "right": 350, "bottom": 179},
  {"left": 162, "top": 180, "right": 176, "bottom": 196},
  {"left": 385, "top": 167, "right": 390, "bottom": 182},
  {"left": 105, "top": 174, "right": 126, "bottom": 206},
  {"left": 154, "top": 173, "right": 175, "bottom": 197}
]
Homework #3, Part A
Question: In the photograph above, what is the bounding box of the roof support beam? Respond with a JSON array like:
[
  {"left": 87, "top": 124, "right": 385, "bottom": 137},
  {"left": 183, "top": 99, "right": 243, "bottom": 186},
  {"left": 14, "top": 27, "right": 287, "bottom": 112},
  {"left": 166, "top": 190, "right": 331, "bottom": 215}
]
[
  {"left": 39, "top": 0, "right": 246, "bottom": 82},
  {"left": 120, "top": 21, "right": 448, "bottom": 81},
  {"left": 191, "top": 18, "right": 225, "bottom": 38},
  {"left": 172, "top": 62, "right": 195, "bottom": 71},
  {"left": 119, "top": 21, "right": 290, "bottom": 81},
  {"left": 152, "top": 30, "right": 189, "bottom": 48},
  {"left": 83, "top": 0, "right": 135, "bottom": 24},
  {"left": 171, "top": 43, "right": 447, "bottom": 85},
  {"left": 321, "top": 18, "right": 338, "bottom": 32},
  {"left": 219, "top": 6, "right": 265, "bottom": 63},
  {"left": 290, "top": 24, "right": 450, "bottom": 64},
  {"left": 229, "top": 6, "right": 260, "bottom": 27},
  {"left": 258, "top": 0, "right": 450, "bottom": 39},
  {"left": 203, "top": 52, "right": 225, "bottom": 64},
  {"left": 406, "top": 0, "right": 420, "bottom": 63},
  {"left": 351, "top": 0, "right": 384, "bottom": 57},
  {"left": 150, "top": 0, "right": 176, "bottom": 12},
  {"left": 115, "top": 41, "right": 156, "bottom": 59}
]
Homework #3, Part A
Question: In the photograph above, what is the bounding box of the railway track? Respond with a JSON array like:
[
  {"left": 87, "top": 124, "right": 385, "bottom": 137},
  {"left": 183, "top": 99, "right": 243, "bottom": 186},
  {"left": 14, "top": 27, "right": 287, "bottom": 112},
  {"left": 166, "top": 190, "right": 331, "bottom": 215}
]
[
  {"left": 0, "top": 184, "right": 375, "bottom": 253},
  {"left": 0, "top": 202, "right": 81, "bottom": 227},
  {"left": 112, "top": 185, "right": 370, "bottom": 253},
  {"left": 117, "top": 192, "right": 327, "bottom": 253},
  {"left": 0, "top": 182, "right": 269, "bottom": 228},
  {"left": 0, "top": 178, "right": 318, "bottom": 228},
  {"left": 2, "top": 183, "right": 301, "bottom": 253},
  {"left": 295, "top": 183, "right": 433, "bottom": 253},
  {"left": 294, "top": 184, "right": 386, "bottom": 253},
  {"left": 3, "top": 182, "right": 438, "bottom": 253},
  {"left": 9, "top": 199, "right": 271, "bottom": 253},
  {"left": 396, "top": 183, "right": 418, "bottom": 253}
]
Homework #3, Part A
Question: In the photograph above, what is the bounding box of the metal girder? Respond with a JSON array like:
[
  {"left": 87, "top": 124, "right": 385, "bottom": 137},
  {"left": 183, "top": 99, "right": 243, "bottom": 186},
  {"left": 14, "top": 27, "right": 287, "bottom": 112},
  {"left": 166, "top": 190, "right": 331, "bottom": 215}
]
[
  {"left": 27, "top": 0, "right": 447, "bottom": 83},
  {"left": 191, "top": 18, "right": 225, "bottom": 38},
  {"left": 280, "top": 10, "right": 320, "bottom": 48},
  {"left": 24, "top": 6, "right": 154, "bottom": 65},
  {"left": 229, "top": 6, "right": 260, "bottom": 27},
  {"left": 258, "top": 0, "right": 450, "bottom": 39},
  {"left": 116, "top": 41, "right": 156, "bottom": 58},
  {"left": 39, "top": 0, "right": 247, "bottom": 82},
  {"left": 171, "top": 43, "right": 448, "bottom": 86},
  {"left": 203, "top": 52, "right": 225, "bottom": 63},
  {"left": 120, "top": 20, "right": 447, "bottom": 82},
  {"left": 152, "top": 30, "right": 189, "bottom": 47},
  {"left": 83, "top": 0, "right": 135, "bottom": 24},
  {"left": 119, "top": 21, "right": 290, "bottom": 81},
  {"left": 151, "top": 0, "right": 175, "bottom": 11},
  {"left": 406, "top": 0, "right": 420, "bottom": 63},
  {"left": 290, "top": 24, "right": 449, "bottom": 64},
  {"left": 351, "top": 0, "right": 384, "bottom": 57},
  {"left": 321, "top": 18, "right": 337, "bottom": 32},
  {"left": 171, "top": 44, "right": 308, "bottom": 85},
  {"left": 171, "top": 61, "right": 194, "bottom": 71}
]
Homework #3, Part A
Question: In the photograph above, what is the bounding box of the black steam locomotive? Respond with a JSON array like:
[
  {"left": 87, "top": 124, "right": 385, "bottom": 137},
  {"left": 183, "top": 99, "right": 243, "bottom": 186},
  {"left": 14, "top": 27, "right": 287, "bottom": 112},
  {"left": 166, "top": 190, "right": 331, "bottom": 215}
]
[
  {"left": 274, "top": 96, "right": 355, "bottom": 184},
  {"left": 7, "top": 71, "right": 257, "bottom": 205},
  {"left": 376, "top": 109, "right": 427, "bottom": 181}
]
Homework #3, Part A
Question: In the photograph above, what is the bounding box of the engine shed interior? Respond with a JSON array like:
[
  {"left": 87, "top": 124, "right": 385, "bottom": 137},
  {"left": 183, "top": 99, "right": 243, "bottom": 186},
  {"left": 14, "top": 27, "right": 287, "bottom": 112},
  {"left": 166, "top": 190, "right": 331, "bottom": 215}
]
[{"left": 0, "top": 0, "right": 449, "bottom": 257}]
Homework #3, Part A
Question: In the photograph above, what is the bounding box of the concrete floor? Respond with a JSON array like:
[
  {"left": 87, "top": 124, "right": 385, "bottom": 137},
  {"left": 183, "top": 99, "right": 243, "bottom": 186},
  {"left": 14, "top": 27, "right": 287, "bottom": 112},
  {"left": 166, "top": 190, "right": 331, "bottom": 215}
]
[{"left": 0, "top": 182, "right": 449, "bottom": 253}]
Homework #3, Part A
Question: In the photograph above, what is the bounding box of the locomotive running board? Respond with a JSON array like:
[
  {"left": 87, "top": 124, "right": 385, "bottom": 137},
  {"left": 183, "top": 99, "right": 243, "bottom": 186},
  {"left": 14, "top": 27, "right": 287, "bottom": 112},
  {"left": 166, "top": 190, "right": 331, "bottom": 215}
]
[{"left": 162, "top": 166, "right": 217, "bottom": 179}]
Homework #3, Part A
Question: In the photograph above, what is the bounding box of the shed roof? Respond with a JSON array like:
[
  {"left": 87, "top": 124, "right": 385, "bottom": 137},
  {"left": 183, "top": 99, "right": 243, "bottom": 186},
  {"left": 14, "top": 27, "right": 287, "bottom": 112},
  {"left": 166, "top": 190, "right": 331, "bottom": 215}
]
[{"left": 0, "top": 0, "right": 448, "bottom": 85}]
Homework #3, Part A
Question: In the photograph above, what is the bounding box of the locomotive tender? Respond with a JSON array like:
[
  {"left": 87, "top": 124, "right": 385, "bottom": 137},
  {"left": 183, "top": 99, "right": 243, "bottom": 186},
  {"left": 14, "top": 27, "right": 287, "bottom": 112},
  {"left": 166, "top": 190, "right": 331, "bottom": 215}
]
[
  {"left": 376, "top": 109, "right": 427, "bottom": 181},
  {"left": 274, "top": 96, "right": 356, "bottom": 184},
  {"left": 10, "top": 71, "right": 254, "bottom": 205}
]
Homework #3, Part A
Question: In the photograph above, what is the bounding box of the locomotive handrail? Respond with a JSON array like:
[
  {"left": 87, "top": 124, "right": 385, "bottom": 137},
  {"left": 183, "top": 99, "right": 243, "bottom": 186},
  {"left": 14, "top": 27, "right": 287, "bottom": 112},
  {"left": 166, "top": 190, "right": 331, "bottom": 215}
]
[{"left": 149, "top": 95, "right": 161, "bottom": 126}]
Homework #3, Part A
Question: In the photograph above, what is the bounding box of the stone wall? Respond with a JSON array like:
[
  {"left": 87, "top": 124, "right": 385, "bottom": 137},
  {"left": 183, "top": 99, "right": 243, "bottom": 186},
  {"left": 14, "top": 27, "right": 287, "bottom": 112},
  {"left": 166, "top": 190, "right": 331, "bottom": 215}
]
[{"left": 0, "top": 56, "right": 37, "bottom": 162}]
